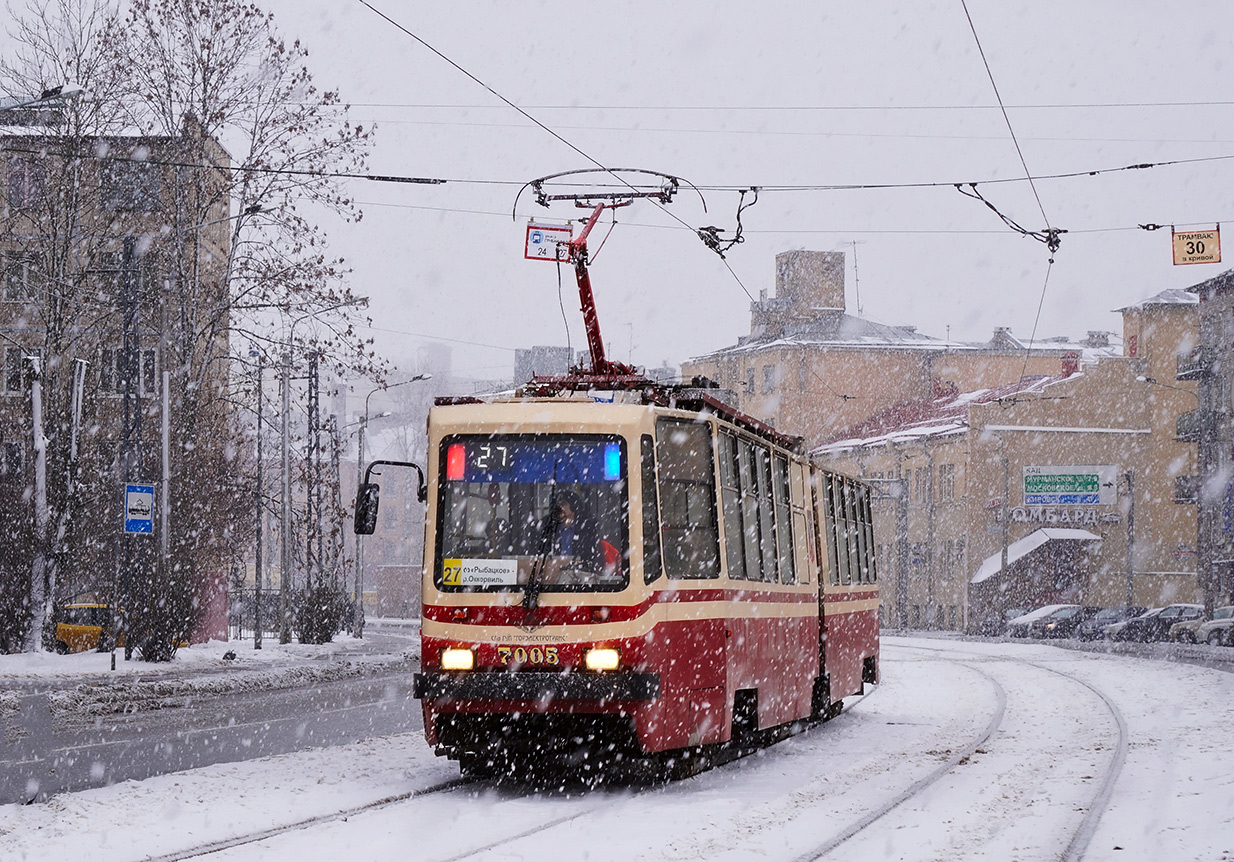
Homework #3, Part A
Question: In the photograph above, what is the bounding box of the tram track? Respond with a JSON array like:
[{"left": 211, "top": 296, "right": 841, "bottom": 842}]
[
  {"left": 141, "top": 776, "right": 471, "bottom": 861},
  {"left": 790, "top": 640, "right": 1128, "bottom": 862},
  {"left": 431, "top": 694, "right": 888, "bottom": 862},
  {"left": 790, "top": 658, "right": 1008, "bottom": 862}
]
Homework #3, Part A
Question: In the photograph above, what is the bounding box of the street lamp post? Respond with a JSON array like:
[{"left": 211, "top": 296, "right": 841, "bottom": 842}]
[
  {"left": 278, "top": 299, "right": 365, "bottom": 643},
  {"left": 354, "top": 373, "right": 431, "bottom": 636}
]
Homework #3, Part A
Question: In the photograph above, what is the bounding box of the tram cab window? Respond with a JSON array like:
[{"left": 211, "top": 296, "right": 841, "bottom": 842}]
[
  {"left": 435, "top": 435, "right": 629, "bottom": 592},
  {"left": 656, "top": 419, "right": 720, "bottom": 579}
]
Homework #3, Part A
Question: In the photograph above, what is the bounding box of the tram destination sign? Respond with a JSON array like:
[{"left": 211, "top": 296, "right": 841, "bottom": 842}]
[{"left": 1023, "top": 465, "right": 1117, "bottom": 506}]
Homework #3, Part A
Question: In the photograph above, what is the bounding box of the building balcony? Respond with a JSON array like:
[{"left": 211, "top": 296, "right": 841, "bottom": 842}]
[
  {"left": 1174, "top": 474, "right": 1199, "bottom": 505},
  {"left": 1176, "top": 347, "right": 1209, "bottom": 381},
  {"left": 1176, "top": 410, "right": 1202, "bottom": 443}
]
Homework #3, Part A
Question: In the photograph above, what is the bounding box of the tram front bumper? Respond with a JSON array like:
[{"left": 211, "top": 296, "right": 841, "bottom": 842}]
[{"left": 413, "top": 670, "right": 660, "bottom": 702}]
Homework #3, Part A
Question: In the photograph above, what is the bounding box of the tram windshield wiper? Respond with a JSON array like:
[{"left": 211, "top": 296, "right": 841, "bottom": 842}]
[{"left": 524, "top": 482, "right": 559, "bottom": 612}]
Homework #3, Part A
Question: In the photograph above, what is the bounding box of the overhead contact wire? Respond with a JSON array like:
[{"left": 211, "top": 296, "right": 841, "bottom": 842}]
[{"left": 352, "top": 0, "right": 756, "bottom": 301}]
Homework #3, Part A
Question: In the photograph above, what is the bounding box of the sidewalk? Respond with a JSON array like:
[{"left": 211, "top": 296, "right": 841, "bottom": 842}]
[{"left": 0, "top": 621, "right": 420, "bottom": 724}]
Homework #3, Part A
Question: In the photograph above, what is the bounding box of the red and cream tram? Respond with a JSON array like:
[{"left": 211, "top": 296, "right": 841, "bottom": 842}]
[
  {"left": 378, "top": 171, "right": 879, "bottom": 779},
  {"left": 409, "top": 382, "right": 879, "bottom": 779}
]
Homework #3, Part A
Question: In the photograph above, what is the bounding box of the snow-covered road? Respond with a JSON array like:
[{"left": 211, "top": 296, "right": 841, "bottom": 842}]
[{"left": 3, "top": 636, "right": 1231, "bottom": 861}]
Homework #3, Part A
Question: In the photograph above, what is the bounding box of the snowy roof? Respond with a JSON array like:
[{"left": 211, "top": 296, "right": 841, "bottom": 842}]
[
  {"left": 1114, "top": 288, "right": 1198, "bottom": 312},
  {"left": 813, "top": 374, "right": 1068, "bottom": 455},
  {"left": 970, "top": 528, "right": 1102, "bottom": 584},
  {"left": 691, "top": 313, "right": 1120, "bottom": 364}
]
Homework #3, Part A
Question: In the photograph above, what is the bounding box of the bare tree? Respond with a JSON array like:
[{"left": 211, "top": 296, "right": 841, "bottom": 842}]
[{"left": 0, "top": 0, "right": 382, "bottom": 654}]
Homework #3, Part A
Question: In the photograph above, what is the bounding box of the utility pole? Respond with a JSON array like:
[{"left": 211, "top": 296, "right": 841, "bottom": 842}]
[
  {"left": 278, "top": 299, "right": 367, "bottom": 643},
  {"left": 306, "top": 350, "right": 320, "bottom": 595},
  {"left": 24, "top": 355, "right": 49, "bottom": 652},
  {"left": 279, "top": 347, "right": 293, "bottom": 643},
  {"left": 252, "top": 349, "right": 264, "bottom": 649},
  {"left": 119, "top": 237, "right": 142, "bottom": 661},
  {"left": 1125, "top": 470, "right": 1136, "bottom": 607}
]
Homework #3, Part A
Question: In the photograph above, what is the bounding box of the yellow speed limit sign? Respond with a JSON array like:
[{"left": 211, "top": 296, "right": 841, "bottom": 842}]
[{"left": 1172, "top": 226, "right": 1221, "bottom": 265}]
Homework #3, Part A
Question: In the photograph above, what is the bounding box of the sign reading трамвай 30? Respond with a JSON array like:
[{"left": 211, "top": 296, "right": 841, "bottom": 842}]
[{"left": 1023, "top": 465, "right": 1118, "bottom": 506}]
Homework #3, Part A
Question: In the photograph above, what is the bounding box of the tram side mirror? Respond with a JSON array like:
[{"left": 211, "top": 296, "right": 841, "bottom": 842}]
[{"left": 354, "top": 482, "right": 381, "bottom": 535}]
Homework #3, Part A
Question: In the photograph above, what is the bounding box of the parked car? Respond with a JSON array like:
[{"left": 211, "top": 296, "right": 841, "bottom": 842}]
[
  {"left": 1006, "top": 604, "right": 1076, "bottom": 638},
  {"left": 1103, "top": 607, "right": 1162, "bottom": 642},
  {"left": 1076, "top": 606, "right": 1146, "bottom": 641},
  {"left": 974, "top": 607, "right": 1029, "bottom": 636},
  {"left": 1108, "top": 604, "right": 1203, "bottom": 642},
  {"left": 1197, "top": 613, "right": 1234, "bottom": 647},
  {"left": 1033, "top": 606, "right": 1101, "bottom": 639},
  {"left": 54, "top": 603, "right": 121, "bottom": 653},
  {"left": 1170, "top": 605, "right": 1234, "bottom": 643}
]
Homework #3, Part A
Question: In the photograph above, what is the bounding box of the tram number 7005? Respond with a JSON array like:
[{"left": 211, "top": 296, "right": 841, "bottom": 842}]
[{"left": 497, "top": 645, "right": 560, "bottom": 666}]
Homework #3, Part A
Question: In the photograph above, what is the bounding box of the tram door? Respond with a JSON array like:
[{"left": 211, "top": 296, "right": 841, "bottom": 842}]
[{"left": 655, "top": 419, "right": 727, "bottom": 743}]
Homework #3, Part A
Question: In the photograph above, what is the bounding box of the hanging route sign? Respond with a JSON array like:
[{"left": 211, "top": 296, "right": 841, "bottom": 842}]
[
  {"left": 1172, "top": 226, "right": 1221, "bottom": 265},
  {"left": 1023, "top": 465, "right": 1117, "bottom": 506},
  {"left": 124, "top": 483, "right": 155, "bottom": 534},
  {"left": 524, "top": 222, "right": 572, "bottom": 262}
]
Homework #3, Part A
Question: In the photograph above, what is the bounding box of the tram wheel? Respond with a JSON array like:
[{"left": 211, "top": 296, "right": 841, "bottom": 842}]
[{"left": 458, "top": 754, "right": 501, "bottom": 780}]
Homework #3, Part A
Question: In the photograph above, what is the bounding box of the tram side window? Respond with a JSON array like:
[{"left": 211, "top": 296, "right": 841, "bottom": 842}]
[
  {"left": 718, "top": 432, "right": 746, "bottom": 580},
  {"left": 831, "top": 475, "right": 853, "bottom": 586},
  {"left": 755, "top": 447, "right": 778, "bottom": 582},
  {"left": 791, "top": 462, "right": 811, "bottom": 585},
  {"left": 773, "top": 454, "right": 795, "bottom": 584},
  {"left": 641, "top": 435, "right": 664, "bottom": 584},
  {"left": 821, "top": 472, "right": 840, "bottom": 586},
  {"left": 843, "top": 479, "right": 860, "bottom": 585},
  {"left": 859, "top": 484, "right": 877, "bottom": 583},
  {"left": 849, "top": 481, "right": 868, "bottom": 583},
  {"left": 656, "top": 419, "right": 720, "bottom": 579},
  {"left": 737, "top": 437, "right": 763, "bottom": 581}
]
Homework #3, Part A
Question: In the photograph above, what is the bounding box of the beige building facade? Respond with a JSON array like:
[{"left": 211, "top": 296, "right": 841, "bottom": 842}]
[
  {"left": 814, "top": 289, "right": 1199, "bottom": 631},
  {"left": 683, "top": 249, "right": 1115, "bottom": 449}
]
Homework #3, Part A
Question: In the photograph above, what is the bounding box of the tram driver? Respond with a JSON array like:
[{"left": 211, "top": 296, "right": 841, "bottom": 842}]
[{"left": 545, "top": 491, "right": 620, "bottom": 582}]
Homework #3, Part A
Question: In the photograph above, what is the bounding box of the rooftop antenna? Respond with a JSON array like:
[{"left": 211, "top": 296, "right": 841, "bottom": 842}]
[{"left": 839, "top": 240, "right": 867, "bottom": 317}]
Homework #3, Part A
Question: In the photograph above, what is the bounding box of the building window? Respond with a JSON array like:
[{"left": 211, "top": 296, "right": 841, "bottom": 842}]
[
  {"left": 99, "top": 347, "right": 156, "bottom": 395},
  {"left": 142, "top": 349, "right": 157, "bottom": 396},
  {"left": 744, "top": 367, "right": 754, "bottom": 396},
  {"left": 6, "top": 155, "right": 46, "bottom": 208},
  {"left": 0, "top": 441, "right": 22, "bottom": 481},
  {"left": 939, "top": 463, "right": 955, "bottom": 501},
  {"left": 761, "top": 364, "right": 777, "bottom": 394},
  {"left": 3, "top": 346, "right": 24, "bottom": 394},
  {"left": 101, "top": 158, "right": 162, "bottom": 212},
  {"left": 3, "top": 251, "right": 41, "bottom": 302}
]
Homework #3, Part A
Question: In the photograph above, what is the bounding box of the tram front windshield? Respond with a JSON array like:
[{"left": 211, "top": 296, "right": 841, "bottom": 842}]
[{"left": 436, "top": 435, "right": 629, "bottom": 592}]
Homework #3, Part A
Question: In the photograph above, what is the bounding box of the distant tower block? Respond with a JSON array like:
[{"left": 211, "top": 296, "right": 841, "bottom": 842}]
[{"left": 775, "top": 250, "right": 846, "bottom": 313}]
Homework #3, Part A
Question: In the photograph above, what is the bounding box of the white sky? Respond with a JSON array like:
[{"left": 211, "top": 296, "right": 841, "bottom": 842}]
[{"left": 8, "top": 1, "right": 1234, "bottom": 381}]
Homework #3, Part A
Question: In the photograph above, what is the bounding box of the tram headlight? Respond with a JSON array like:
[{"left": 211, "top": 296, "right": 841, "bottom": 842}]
[
  {"left": 584, "top": 647, "right": 621, "bottom": 672},
  {"left": 440, "top": 647, "right": 475, "bottom": 671}
]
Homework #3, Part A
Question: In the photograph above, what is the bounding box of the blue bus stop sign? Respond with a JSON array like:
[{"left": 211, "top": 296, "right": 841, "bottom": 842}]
[{"left": 124, "top": 484, "right": 155, "bottom": 534}]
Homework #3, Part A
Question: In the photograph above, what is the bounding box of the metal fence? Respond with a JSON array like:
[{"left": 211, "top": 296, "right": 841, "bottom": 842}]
[{"left": 227, "top": 588, "right": 285, "bottom": 642}]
